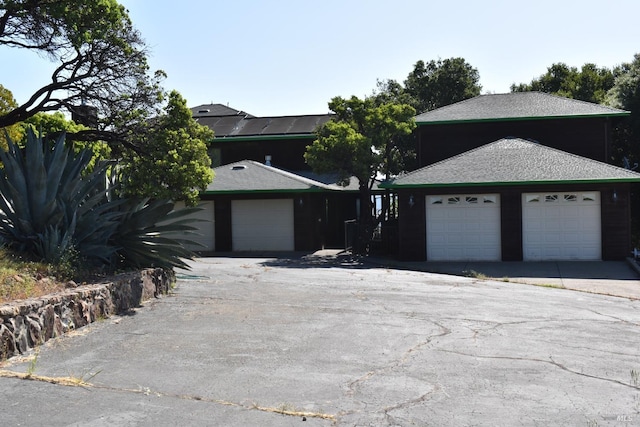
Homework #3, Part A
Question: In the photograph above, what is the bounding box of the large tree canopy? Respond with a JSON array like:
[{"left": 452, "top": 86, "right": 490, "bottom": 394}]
[
  {"left": 374, "top": 58, "right": 482, "bottom": 115},
  {"left": 403, "top": 58, "right": 482, "bottom": 114},
  {"left": 0, "top": 0, "right": 164, "bottom": 150},
  {"left": 305, "top": 96, "right": 415, "bottom": 253},
  {"left": 119, "top": 91, "right": 214, "bottom": 206},
  {"left": 511, "top": 62, "right": 616, "bottom": 104}
]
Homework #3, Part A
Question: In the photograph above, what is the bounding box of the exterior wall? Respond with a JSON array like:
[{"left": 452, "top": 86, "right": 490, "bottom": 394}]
[
  {"left": 396, "top": 183, "right": 632, "bottom": 261},
  {"left": 203, "top": 192, "right": 358, "bottom": 252},
  {"left": 397, "top": 190, "right": 426, "bottom": 261},
  {"left": 211, "top": 137, "right": 314, "bottom": 171},
  {"left": 417, "top": 117, "right": 617, "bottom": 167}
]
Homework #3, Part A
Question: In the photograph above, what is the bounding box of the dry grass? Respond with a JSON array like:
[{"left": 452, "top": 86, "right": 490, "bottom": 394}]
[{"left": 0, "top": 250, "right": 67, "bottom": 305}]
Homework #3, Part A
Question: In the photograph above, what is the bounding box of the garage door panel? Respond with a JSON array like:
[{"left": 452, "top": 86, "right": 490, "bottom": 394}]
[
  {"left": 426, "top": 194, "right": 501, "bottom": 261},
  {"left": 232, "top": 199, "right": 294, "bottom": 251},
  {"left": 171, "top": 201, "right": 215, "bottom": 252},
  {"left": 523, "top": 192, "right": 601, "bottom": 261}
]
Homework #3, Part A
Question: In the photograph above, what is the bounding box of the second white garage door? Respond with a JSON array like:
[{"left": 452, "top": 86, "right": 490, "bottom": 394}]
[
  {"left": 522, "top": 192, "right": 601, "bottom": 260},
  {"left": 426, "top": 194, "right": 501, "bottom": 261},
  {"left": 232, "top": 199, "right": 295, "bottom": 251}
]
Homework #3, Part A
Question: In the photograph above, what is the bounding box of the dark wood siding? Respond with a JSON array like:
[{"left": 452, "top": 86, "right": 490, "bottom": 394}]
[
  {"left": 212, "top": 137, "right": 313, "bottom": 171},
  {"left": 500, "top": 190, "right": 523, "bottom": 261},
  {"left": 397, "top": 190, "right": 426, "bottom": 261},
  {"left": 601, "top": 184, "right": 632, "bottom": 260},
  {"left": 395, "top": 183, "right": 631, "bottom": 261},
  {"left": 417, "top": 117, "right": 614, "bottom": 167},
  {"left": 212, "top": 196, "right": 232, "bottom": 251}
]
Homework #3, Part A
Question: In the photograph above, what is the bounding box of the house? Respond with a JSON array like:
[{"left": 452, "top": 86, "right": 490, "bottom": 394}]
[
  {"left": 385, "top": 92, "right": 640, "bottom": 262},
  {"left": 186, "top": 105, "right": 366, "bottom": 252},
  {"left": 191, "top": 104, "right": 331, "bottom": 170},
  {"left": 189, "top": 93, "right": 640, "bottom": 261},
  {"left": 414, "top": 91, "right": 629, "bottom": 166},
  {"left": 388, "top": 133, "right": 640, "bottom": 261},
  {"left": 180, "top": 159, "right": 363, "bottom": 253}
]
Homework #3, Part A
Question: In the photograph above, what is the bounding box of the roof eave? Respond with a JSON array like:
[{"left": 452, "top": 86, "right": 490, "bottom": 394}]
[
  {"left": 384, "top": 178, "right": 640, "bottom": 189},
  {"left": 211, "top": 134, "right": 317, "bottom": 142},
  {"left": 415, "top": 112, "right": 630, "bottom": 126}
]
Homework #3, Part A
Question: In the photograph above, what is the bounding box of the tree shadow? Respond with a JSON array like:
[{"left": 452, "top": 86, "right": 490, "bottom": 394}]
[{"left": 258, "top": 251, "right": 370, "bottom": 269}]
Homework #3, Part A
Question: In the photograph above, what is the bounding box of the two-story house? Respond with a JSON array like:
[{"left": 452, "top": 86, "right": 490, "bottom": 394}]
[
  {"left": 183, "top": 105, "right": 362, "bottom": 253},
  {"left": 387, "top": 92, "right": 640, "bottom": 261}
]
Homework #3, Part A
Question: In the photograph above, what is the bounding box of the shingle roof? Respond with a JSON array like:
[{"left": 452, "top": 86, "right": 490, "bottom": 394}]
[
  {"left": 191, "top": 104, "right": 253, "bottom": 118},
  {"left": 294, "top": 170, "right": 384, "bottom": 191},
  {"left": 414, "top": 92, "right": 629, "bottom": 124},
  {"left": 387, "top": 138, "right": 640, "bottom": 188},
  {"left": 204, "top": 160, "right": 343, "bottom": 194},
  {"left": 200, "top": 114, "right": 331, "bottom": 139}
]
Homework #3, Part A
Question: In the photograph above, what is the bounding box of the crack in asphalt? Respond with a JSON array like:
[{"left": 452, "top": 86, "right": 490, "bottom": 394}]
[
  {"left": 0, "top": 369, "right": 337, "bottom": 422},
  {"left": 435, "top": 349, "right": 640, "bottom": 390}
]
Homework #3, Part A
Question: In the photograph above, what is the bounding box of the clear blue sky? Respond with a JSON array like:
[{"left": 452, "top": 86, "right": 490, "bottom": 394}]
[{"left": 2, "top": 0, "right": 640, "bottom": 116}]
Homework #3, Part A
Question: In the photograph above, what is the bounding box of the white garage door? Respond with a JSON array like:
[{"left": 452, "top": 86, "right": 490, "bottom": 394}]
[
  {"left": 232, "top": 199, "right": 295, "bottom": 251},
  {"left": 426, "top": 194, "right": 501, "bottom": 261},
  {"left": 173, "top": 201, "right": 215, "bottom": 252},
  {"left": 522, "top": 192, "right": 601, "bottom": 261}
]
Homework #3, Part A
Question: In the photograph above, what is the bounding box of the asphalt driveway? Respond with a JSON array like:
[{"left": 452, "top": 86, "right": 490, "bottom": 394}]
[{"left": 1, "top": 253, "right": 640, "bottom": 426}]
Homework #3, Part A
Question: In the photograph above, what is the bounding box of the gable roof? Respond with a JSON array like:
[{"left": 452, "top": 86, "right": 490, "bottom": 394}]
[
  {"left": 191, "top": 104, "right": 254, "bottom": 118},
  {"left": 414, "top": 92, "right": 629, "bottom": 125},
  {"left": 204, "top": 160, "right": 343, "bottom": 194},
  {"left": 386, "top": 137, "right": 640, "bottom": 188}
]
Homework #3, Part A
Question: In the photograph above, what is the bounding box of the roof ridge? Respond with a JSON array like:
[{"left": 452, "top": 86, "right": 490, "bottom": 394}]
[
  {"left": 223, "top": 160, "right": 341, "bottom": 191},
  {"left": 527, "top": 91, "right": 627, "bottom": 113}
]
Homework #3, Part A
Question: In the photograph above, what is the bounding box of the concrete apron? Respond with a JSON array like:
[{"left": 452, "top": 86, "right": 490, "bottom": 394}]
[{"left": 367, "top": 257, "right": 640, "bottom": 300}]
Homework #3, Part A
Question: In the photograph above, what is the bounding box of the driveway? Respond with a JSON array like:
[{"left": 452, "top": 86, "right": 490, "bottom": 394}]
[{"left": 1, "top": 253, "right": 640, "bottom": 426}]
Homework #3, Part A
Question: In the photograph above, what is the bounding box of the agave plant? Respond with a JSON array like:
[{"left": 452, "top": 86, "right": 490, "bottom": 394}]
[
  {"left": 0, "top": 128, "right": 202, "bottom": 271},
  {"left": 0, "top": 129, "right": 120, "bottom": 264},
  {"left": 110, "top": 198, "right": 203, "bottom": 270}
]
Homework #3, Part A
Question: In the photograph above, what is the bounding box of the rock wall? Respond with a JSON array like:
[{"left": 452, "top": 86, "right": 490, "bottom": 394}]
[{"left": 0, "top": 268, "right": 174, "bottom": 360}]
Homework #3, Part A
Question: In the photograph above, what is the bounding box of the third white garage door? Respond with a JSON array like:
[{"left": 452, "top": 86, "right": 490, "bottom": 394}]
[
  {"left": 522, "top": 192, "right": 601, "bottom": 260},
  {"left": 426, "top": 194, "right": 501, "bottom": 261},
  {"left": 231, "top": 199, "right": 295, "bottom": 251}
]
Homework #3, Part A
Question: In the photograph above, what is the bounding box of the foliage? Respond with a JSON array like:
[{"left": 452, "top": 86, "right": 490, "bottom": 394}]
[
  {"left": 305, "top": 95, "right": 415, "bottom": 253},
  {"left": 118, "top": 91, "right": 214, "bottom": 206},
  {"left": 0, "top": 129, "right": 200, "bottom": 272},
  {"left": 21, "top": 111, "right": 111, "bottom": 171},
  {"left": 110, "top": 199, "right": 203, "bottom": 270},
  {"left": 607, "top": 54, "right": 640, "bottom": 162},
  {"left": 0, "top": 0, "right": 165, "bottom": 151},
  {"left": 0, "top": 83, "right": 23, "bottom": 149},
  {"left": 403, "top": 58, "right": 482, "bottom": 114},
  {"left": 511, "top": 62, "right": 616, "bottom": 104}
]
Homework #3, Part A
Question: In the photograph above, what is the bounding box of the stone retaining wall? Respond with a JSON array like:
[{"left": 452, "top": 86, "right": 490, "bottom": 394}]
[{"left": 0, "top": 268, "right": 174, "bottom": 360}]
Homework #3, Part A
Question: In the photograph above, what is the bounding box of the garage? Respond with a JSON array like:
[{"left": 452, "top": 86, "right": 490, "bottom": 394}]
[
  {"left": 173, "top": 201, "right": 215, "bottom": 252},
  {"left": 426, "top": 194, "right": 501, "bottom": 261},
  {"left": 231, "top": 199, "right": 295, "bottom": 251},
  {"left": 522, "top": 192, "right": 601, "bottom": 260}
]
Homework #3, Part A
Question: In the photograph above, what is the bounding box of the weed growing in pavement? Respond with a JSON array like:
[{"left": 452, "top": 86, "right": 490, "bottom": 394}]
[
  {"left": 631, "top": 369, "right": 640, "bottom": 387},
  {"left": 462, "top": 270, "right": 487, "bottom": 279},
  {"left": 26, "top": 348, "right": 39, "bottom": 377}
]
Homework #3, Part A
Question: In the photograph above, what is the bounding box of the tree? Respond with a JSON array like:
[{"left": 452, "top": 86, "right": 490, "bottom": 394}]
[
  {"left": 0, "top": 0, "right": 164, "bottom": 150},
  {"left": 510, "top": 62, "right": 615, "bottom": 104},
  {"left": 118, "top": 91, "right": 214, "bottom": 206},
  {"left": 403, "top": 58, "right": 482, "bottom": 114},
  {"left": 305, "top": 96, "right": 415, "bottom": 253},
  {"left": 0, "top": 83, "right": 22, "bottom": 148}
]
